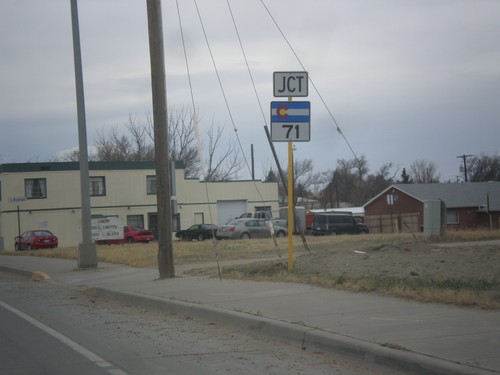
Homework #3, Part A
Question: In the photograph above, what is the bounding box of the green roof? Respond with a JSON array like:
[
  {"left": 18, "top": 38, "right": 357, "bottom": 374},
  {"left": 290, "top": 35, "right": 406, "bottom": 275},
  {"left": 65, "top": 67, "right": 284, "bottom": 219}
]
[{"left": 0, "top": 160, "right": 185, "bottom": 173}]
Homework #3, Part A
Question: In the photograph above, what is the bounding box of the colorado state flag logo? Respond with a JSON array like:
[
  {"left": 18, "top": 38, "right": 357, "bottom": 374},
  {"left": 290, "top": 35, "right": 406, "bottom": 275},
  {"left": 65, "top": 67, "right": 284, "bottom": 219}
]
[{"left": 271, "top": 101, "right": 310, "bottom": 123}]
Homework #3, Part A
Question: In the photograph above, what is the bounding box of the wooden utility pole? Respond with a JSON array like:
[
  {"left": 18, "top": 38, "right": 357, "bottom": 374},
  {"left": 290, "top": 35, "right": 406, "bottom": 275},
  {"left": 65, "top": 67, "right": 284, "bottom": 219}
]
[
  {"left": 456, "top": 154, "right": 474, "bottom": 183},
  {"left": 146, "top": 0, "right": 174, "bottom": 278}
]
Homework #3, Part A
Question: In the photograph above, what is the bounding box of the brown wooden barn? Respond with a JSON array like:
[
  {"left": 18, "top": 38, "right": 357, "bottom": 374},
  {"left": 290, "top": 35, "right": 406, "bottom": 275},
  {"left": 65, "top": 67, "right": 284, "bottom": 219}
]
[{"left": 363, "top": 182, "right": 500, "bottom": 233}]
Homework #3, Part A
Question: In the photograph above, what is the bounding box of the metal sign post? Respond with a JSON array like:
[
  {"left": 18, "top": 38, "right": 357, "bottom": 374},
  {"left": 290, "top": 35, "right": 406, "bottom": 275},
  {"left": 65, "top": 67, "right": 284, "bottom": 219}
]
[{"left": 287, "top": 137, "right": 294, "bottom": 271}]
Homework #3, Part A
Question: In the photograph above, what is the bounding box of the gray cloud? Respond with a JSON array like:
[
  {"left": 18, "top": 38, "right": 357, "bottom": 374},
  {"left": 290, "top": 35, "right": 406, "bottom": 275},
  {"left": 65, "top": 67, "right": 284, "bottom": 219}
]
[{"left": 1, "top": 0, "right": 499, "bottom": 183}]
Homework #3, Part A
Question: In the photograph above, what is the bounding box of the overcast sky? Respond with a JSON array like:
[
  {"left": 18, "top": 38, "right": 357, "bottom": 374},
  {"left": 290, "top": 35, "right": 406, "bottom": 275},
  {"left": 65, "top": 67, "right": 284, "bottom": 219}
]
[{"left": 1, "top": 0, "right": 499, "bottom": 184}]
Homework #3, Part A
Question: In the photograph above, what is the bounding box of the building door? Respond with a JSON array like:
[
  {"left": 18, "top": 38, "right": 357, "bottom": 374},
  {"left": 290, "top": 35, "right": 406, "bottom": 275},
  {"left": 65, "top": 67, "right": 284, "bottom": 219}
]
[
  {"left": 194, "top": 212, "right": 204, "bottom": 224},
  {"left": 217, "top": 200, "right": 246, "bottom": 226},
  {"left": 148, "top": 213, "right": 158, "bottom": 239}
]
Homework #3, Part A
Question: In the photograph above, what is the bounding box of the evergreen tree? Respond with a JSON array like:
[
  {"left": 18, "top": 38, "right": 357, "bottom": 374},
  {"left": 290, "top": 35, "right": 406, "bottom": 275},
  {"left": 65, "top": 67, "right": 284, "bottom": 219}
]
[{"left": 400, "top": 168, "right": 413, "bottom": 183}]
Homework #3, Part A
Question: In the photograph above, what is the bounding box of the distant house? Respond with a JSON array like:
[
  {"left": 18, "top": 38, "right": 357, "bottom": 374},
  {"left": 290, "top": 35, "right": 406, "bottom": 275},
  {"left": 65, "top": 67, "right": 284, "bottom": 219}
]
[{"left": 363, "top": 182, "right": 500, "bottom": 233}]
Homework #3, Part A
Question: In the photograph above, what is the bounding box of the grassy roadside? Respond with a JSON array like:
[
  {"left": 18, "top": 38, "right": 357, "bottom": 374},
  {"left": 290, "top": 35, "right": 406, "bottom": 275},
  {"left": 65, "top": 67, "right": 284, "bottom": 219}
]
[
  {"left": 219, "top": 261, "right": 500, "bottom": 309},
  {"left": 215, "top": 232, "right": 500, "bottom": 309},
  {"left": 1, "top": 237, "right": 288, "bottom": 267},
  {"left": 2, "top": 231, "right": 500, "bottom": 309}
]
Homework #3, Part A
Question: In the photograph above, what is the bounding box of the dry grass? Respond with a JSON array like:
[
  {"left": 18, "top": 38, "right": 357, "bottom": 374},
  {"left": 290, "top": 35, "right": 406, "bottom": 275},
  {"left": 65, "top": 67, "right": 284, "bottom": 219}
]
[
  {"left": 3, "top": 237, "right": 290, "bottom": 267},
  {"left": 218, "top": 262, "right": 500, "bottom": 309},
  {"left": 3, "top": 230, "right": 500, "bottom": 309},
  {"left": 5, "top": 230, "right": 498, "bottom": 267}
]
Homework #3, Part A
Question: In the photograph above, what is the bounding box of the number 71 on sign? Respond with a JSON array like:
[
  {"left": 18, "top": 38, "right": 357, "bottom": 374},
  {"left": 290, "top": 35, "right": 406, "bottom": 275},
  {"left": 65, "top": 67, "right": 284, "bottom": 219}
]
[{"left": 270, "top": 101, "right": 310, "bottom": 142}]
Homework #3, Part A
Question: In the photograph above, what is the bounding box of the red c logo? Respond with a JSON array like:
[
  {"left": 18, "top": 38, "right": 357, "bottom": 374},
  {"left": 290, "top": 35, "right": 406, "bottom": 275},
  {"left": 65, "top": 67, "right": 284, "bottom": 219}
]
[{"left": 277, "top": 105, "right": 288, "bottom": 118}]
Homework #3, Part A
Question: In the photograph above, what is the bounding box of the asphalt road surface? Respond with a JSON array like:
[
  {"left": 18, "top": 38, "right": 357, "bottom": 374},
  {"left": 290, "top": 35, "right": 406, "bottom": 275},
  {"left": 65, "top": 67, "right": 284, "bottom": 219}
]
[{"left": 0, "top": 271, "right": 400, "bottom": 375}]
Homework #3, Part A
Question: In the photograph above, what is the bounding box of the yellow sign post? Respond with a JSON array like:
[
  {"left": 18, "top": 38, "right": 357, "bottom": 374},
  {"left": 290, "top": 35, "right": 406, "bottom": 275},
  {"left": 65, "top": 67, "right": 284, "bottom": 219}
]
[
  {"left": 272, "top": 71, "right": 310, "bottom": 271},
  {"left": 287, "top": 140, "right": 294, "bottom": 271}
]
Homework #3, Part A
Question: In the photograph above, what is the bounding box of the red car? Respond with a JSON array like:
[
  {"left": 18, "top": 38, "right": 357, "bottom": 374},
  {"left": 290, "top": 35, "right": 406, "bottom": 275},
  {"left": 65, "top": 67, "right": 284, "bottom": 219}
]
[
  {"left": 15, "top": 230, "right": 58, "bottom": 250},
  {"left": 123, "top": 225, "right": 155, "bottom": 243}
]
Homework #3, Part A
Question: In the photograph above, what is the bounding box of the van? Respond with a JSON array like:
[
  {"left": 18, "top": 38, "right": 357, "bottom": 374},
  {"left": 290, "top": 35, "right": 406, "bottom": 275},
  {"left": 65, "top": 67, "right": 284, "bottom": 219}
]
[
  {"left": 311, "top": 213, "right": 368, "bottom": 236},
  {"left": 237, "top": 211, "right": 272, "bottom": 220}
]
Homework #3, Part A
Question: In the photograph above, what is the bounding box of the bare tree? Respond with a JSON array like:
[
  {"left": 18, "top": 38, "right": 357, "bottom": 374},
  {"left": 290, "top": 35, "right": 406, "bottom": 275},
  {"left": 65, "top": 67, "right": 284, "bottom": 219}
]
[
  {"left": 94, "top": 127, "right": 134, "bottom": 161},
  {"left": 269, "top": 158, "right": 321, "bottom": 205},
  {"left": 56, "top": 108, "right": 248, "bottom": 182},
  {"left": 293, "top": 159, "right": 321, "bottom": 203},
  {"left": 127, "top": 115, "right": 154, "bottom": 161},
  {"left": 328, "top": 156, "right": 369, "bottom": 206},
  {"left": 204, "top": 125, "right": 243, "bottom": 181},
  {"left": 144, "top": 108, "right": 201, "bottom": 177},
  {"left": 57, "top": 148, "right": 97, "bottom": 162},
  {"left": 409, "top": 159, "right": 441, "bottom": 183},
  {"left": 468, "top": 153, "right": 500, "bottom": 182},
  {"left": 320, "top": 156, "right": 394, "bottom": 207},
  {"left": 363, "top": 162, "right": 395, "bottom": 202},
  {"left": 58, "top": 148, "right": 81, "bottom": 162}
]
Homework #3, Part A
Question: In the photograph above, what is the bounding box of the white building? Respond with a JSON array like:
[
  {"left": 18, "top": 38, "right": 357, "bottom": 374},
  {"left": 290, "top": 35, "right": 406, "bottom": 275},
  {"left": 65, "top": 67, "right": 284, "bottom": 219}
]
[{"left": 0, "top": 161, "right": 279, "bottom": 250}]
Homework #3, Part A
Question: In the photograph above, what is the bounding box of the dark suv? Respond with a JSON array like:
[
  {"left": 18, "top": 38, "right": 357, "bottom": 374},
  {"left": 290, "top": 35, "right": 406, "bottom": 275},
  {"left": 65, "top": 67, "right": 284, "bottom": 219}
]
[{"left": 310, "top": 213, "right": 368, "bottom": 236}]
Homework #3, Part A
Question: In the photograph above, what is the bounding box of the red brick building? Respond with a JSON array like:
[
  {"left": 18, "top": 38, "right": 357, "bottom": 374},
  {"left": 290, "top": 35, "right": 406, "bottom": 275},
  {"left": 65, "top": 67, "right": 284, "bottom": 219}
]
[{"left": 364, "top": 182, "right": 500, "bottom": 233}]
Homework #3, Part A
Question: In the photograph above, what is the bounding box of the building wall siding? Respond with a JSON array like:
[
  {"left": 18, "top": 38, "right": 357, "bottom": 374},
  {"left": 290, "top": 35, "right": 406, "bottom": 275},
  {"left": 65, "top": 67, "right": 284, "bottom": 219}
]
[
  {"left": 0, "top": 163, "right": 278, "bottom": 250},
  {"left": 364, "top": 185, "right": 500, "bottom": 232}
]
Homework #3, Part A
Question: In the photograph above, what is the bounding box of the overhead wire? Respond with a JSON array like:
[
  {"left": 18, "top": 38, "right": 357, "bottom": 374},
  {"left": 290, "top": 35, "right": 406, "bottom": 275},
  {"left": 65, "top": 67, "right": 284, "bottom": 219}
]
[
  {"left": 191, "top": 0, "right": 283, "bottom": 258},
  {"left": 226, "top": 0, "right": 268, "bottom": 128},
  {"left": 176, "top": 1, "right": 354, "bottom": 257},
  {"left": 259, "top": 0, "right": 360, "bottom": 163},
  {"left": 192, "top": 0, "right": 268, "bottom": 204},
  {"left": 175, "top": 0, "right": 221, "bottom": 278},
  {"left": 192, "top": 1, "right": 239, "bottom": 144},
  {"left": 226, "top": 0, "right": 283, "bottom": 261},
  {"left": 174, "top": 0, "right": 204, "bottom": 176}
]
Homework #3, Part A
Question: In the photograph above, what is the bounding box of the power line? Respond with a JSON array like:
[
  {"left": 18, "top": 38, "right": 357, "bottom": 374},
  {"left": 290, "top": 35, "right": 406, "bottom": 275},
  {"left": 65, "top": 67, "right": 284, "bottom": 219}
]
[
  {"left": 192, "top": 0, "right": 251, "bottom": 174},
  {"left": 259, "top": 0, "right": 360, "bottom": 163},
  {"left": 176, "top": 0, "right": 221, "bottom": 278}
]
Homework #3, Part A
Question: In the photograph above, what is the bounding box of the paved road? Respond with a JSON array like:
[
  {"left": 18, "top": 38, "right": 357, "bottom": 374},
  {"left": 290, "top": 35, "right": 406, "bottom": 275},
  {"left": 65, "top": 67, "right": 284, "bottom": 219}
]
[
  {"left": 0, "top": 271, "right": 398, "bottom": 375},
  {"left": 0, "top": 300, "right": 117, "bottom": 375},
  {"left": 1, "top": 255, "right": 498, "bottom": 375}
]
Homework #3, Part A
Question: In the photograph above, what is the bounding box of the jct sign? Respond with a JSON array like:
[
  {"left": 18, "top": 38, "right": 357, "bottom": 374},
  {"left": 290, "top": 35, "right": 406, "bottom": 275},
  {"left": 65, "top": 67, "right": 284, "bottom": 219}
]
[{"left": 273, "top": 71, "right": 308, "bottom": 97}]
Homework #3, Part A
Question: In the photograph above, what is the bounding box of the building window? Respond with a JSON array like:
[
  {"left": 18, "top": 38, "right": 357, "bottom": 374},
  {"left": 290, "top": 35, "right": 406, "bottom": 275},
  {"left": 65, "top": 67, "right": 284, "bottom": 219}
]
[
  {"left": 255, "top": 206, "right": 272, "bottom": 219},
  {"left": 25, "top": 178, "right": 47, "bottom": 199},
  {"left": 447, "top": 211, "right": 459, "bottom": 224},
  {"left": 127, "top": 215, "right": 144, "bottom": 228},
  {"left": 89, "top": 176, "right": 106, "bottom": 196},
  {"left": 147, "top": 175, "right": 156, "bottom": 195}
]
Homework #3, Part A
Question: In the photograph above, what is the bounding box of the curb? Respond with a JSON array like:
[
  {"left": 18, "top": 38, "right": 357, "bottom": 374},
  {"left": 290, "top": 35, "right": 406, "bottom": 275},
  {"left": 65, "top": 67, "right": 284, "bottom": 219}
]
[
  {"left": 0, "top": 265, "right": 35, "bottom": 278},
  {"left": 0, "top": 265, "right": 51, "bottom": 281},
  {"left": 0, "top": 264, "right": 496, "bottom": 375},
  {"left": 93, "top": 287, "right": 494, "bottom": 375}
]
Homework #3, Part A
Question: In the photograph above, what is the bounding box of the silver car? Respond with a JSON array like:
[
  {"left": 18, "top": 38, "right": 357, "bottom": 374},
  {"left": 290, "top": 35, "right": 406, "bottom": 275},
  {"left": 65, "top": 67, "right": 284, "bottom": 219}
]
[{"left": 217, "top": 218, "right": 287, "bottom": 240}]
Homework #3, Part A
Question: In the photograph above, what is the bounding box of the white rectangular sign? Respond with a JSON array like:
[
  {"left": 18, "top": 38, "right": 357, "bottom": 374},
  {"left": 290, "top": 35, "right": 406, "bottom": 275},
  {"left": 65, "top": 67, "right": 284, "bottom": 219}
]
[
  {"left": 91, "top": 217, "right": 123, "bottom": 241},
  {"left": 270, "top": 101, "right": 311, "bottom": 142},
  {"left": 271, "top": 122, "right": 311, "bottom": 142},
  {"left": 273, "top": 71, "right": 308, "bottom": 97},
  {"left": 8, "top": 196, "right": 26, "bottom": 203}
]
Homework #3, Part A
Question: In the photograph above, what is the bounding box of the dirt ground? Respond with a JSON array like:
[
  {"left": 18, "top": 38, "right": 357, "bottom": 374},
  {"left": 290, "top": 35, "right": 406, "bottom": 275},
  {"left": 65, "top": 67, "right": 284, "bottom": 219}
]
[{"left": 292, "top": 238, "right": 500, "bottom": 283}]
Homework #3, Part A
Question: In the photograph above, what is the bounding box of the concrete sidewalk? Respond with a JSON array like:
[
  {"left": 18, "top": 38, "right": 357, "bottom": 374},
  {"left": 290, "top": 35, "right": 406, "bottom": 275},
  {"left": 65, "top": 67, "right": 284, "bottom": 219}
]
[{"left": 1, "top": 255, "right": 498, "bottom": 375}]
